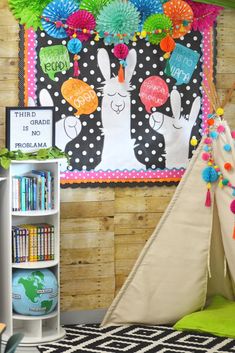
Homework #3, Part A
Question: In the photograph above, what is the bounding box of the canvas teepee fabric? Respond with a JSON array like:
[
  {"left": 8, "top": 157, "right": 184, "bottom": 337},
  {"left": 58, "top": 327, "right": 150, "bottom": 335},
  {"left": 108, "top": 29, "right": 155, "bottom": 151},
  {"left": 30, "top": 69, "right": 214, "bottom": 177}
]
[{"left": 101, "top": 117, "right": 235, "bottom": 327}]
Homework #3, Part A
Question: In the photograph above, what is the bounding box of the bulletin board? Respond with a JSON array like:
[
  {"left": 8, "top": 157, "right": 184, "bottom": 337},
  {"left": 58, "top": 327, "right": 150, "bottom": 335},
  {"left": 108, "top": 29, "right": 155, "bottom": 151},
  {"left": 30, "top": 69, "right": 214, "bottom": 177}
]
[{"left": 16, "top": 0, "right": 220, "bottom": 186}]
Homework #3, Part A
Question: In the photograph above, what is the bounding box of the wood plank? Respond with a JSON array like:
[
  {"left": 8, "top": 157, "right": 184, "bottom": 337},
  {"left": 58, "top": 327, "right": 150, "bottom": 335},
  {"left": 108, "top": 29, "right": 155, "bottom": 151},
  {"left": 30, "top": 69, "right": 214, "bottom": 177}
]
[
  {"left": 115, "top": 229, "right": 153, "bottom": 243},
  {"left": 0, "top": 90, "right": 18, "bottom": 106},
  {"left": 115, "top": 186, "right": 176, "bottom": 198},
  {"left": 0, "top": 79, "right": 18, "bottom": 91},
  {"left": 61, "top": 187, "right": 115, "bottom": 202},
  {"left": 217, "top": 58, "right": 235, "bottom": 74},
  {"left": 216, "top": 74, "right": 235, "bottom": 89},
  {"left": 61, "top": 201, "right": 114, "bottom": 218},
  {"left": 61, "top": 248, "right": 114, "bottom": 265},
  {"left": 217, "top": 43, "right": 235, "bottom": 58},
  {"left": 61, "top": 217, "right": 114, "bottom": 233},
  {"left": 61, "top": 263, "right": 114, "bottom": 280},
  {"left": 115, "top": 243, "right": 146, "bottom": 261},
  {"left": 61, "top": 277, "right": 115, "bottom": 295},
  {"left": 115, "top": 196, "right": 172, "bottom": 213},
  {"left": 114, "top": 213, "right": 162, "bottom": 230},
  {"left": 61, "top": 232, "right": 114, "bottom": 249},
  {"left": 0, "top": 41, "right": 19, "bottom": 58},
  {"left": 0, "top": 58, "right": 19, "bottom": 75},
  {"left": 61, "top": 293, "right": 114, "bottom": 311}
]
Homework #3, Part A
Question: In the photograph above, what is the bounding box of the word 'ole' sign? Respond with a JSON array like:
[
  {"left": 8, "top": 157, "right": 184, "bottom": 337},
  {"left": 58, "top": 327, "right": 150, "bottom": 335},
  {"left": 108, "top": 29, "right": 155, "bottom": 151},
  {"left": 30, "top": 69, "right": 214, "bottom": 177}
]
[{"left": 6, "top": 107, "right": 55, "bottom": 152}]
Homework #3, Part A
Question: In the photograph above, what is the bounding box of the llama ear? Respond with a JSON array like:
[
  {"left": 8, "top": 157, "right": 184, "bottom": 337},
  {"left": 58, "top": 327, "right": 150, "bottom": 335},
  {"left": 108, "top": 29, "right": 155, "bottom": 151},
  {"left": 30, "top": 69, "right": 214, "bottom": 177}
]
[
  {"left": 97, "top": 48, "right": 111, "bottom": 81},
  {"left": 39, "top": 88, "right": 54, "bottom": 107},
  {"left": 125, "top": 49, "right": 137, "bottom": 84},
  {"left": 189, "top": 96, "right": 201, "bottom": 124},
  {"left": 170, "top": 90, "right": 181, "bottom": 120}
]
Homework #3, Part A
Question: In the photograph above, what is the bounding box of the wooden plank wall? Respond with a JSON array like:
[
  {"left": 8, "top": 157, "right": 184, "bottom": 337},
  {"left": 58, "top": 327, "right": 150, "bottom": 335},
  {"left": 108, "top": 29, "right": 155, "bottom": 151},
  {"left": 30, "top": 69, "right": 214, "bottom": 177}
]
[{"left": 0, "top": 1, "right": 235, "bottom": 312}]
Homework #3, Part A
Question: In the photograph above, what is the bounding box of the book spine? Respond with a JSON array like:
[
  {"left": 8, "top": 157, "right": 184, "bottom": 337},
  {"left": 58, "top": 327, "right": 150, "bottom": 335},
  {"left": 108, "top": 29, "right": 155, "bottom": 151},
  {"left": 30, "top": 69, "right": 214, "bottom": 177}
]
[{"left": 21, "top": 177, "right": 26, "bottom": 212}]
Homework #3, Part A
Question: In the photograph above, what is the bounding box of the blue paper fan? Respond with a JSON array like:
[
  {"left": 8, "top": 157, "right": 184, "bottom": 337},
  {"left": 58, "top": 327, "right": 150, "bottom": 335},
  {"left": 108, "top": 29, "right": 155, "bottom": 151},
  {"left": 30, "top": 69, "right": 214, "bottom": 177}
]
[
  {"left": 41, "top": 0, "right": 79, "bottom": 38},
  {"left": 130, "top": 0, "right": 163, "bottom": 25}
]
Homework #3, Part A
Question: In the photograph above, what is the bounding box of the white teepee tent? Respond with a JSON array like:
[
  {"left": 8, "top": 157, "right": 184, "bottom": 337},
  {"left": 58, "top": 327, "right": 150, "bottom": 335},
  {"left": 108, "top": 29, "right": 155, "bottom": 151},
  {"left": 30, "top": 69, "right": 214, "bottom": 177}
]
[{"left": 102, "top": 84, "right": 235, "bottom": 327}]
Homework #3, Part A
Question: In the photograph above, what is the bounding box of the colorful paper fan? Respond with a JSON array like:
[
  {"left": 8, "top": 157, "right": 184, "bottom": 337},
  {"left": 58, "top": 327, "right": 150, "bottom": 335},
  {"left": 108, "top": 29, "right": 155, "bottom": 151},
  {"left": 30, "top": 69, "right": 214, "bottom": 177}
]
[
  {"left": 143, "top": 14, "right": 172, "bottom": 45},
  {"left": 96, "top": 0, "right": 140, "bottom": 44},
  {"left": 130, "top": 0, "right": 163, "bottom": 25},
  {"left": 185, "top": 0, "right": 223, "bottom": 31},
  {"left": 9, "top": 0, "right": 51, "bottom": 30},
  {"left": 66, "top": 10, "right": 96, "bottom": 41},
  {"left": 41, "top": 0, "right": 79, "bottom": 39},
  {"left": 79, "top": 0, "right": 111, "bottom": 18},
  {"left": 163, "top": 0, "right": 193, "bottom": 39}
]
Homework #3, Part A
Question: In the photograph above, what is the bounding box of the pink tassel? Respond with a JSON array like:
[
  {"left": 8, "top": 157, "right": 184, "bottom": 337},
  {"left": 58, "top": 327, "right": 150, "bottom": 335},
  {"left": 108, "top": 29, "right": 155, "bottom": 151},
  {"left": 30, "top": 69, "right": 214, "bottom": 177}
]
[
  {"left": 73, "top": 55, "right": 80, "bottom": 77},
  {"left": 205, "top": 189, "right": 211, "bottom": 207}
]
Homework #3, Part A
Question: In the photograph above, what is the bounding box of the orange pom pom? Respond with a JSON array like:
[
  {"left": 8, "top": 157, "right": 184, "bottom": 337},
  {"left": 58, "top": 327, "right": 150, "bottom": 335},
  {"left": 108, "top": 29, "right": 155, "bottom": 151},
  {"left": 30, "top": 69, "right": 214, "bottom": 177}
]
[
  {"left": 224, "top": 162, "right": 232, "bottom": 171},
  {"left": 207, "top": 118, "right": 215, "bottom": 126},
  {"left": 160, "top": 35, "right": 175, "bottom": 54}
]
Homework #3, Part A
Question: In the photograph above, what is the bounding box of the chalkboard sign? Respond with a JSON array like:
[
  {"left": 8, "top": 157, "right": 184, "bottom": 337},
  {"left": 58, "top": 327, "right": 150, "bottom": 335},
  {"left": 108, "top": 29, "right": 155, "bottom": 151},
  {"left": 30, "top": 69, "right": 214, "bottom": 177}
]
[{"left": 6, "top": 107, "right": 55, "bottom": 152}]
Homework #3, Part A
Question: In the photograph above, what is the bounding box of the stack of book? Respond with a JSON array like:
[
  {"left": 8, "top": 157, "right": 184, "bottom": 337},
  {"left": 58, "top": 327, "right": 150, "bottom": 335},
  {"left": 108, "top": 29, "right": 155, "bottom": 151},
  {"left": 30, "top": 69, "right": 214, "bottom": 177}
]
[
  {"left": 12, "top": 223, "right": 55, "bottom": 263},
  {"left": 12, "top": 170, "right": 53, "bottom": 211}
]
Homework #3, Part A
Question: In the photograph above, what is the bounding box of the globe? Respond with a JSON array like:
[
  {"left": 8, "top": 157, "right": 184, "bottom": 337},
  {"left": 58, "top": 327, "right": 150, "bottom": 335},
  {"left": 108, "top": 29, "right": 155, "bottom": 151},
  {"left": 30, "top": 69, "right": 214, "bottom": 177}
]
[{"left": 12, "top": 268, "right": 58, "bottom": 316}]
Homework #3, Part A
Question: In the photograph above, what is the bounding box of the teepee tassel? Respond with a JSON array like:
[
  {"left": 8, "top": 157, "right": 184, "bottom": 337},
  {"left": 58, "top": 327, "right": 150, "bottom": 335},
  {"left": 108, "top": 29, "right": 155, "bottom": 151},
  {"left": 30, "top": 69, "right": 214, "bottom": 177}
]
[
  {"left": 73, "top": 55, "right": 80, "bottom": 77},
  {"left": 233, "top": 226, "right": 235, "bottom": 240},
  {"left": 118, "top": 63, "right": 125, "bottom": 83},
  {"left": 205, "top": 188, "right": 211, "bottom": 207}
]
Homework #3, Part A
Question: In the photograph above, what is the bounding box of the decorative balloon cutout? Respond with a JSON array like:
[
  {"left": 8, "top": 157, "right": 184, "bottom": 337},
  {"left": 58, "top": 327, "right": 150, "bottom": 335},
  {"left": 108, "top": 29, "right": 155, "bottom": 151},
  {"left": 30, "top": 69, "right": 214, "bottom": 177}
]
[
  {"left": 39, "top": 45, "right": 70, "bottom": 81},
  {"left": 140, "top": 76, "right": 169, "bottom": 113},
  {"left": 61, "top": 78, "right": 99, "bottom": 116}
]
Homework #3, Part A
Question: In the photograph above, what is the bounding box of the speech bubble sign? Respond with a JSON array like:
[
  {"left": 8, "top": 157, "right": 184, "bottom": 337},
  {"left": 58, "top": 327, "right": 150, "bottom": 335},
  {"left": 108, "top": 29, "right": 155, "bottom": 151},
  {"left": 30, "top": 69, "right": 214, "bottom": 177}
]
[
  {"left": 165, "top": 43, "right": 200, "bottom": 85},
  {"left": 61, "top": 78, "right": 98, "bottom": 116},
  {"left": 140, "top": 76, "right": 169, "bottom": 113},
  {"left": 39, "top": 45, "right": 70, "bottom": 81}
]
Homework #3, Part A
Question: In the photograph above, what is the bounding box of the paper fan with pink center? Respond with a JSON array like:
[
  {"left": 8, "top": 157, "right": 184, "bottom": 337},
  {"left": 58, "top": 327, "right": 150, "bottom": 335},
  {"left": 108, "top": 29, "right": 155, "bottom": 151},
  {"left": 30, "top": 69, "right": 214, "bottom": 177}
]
[
  {"left": 185, "top": 0, "right": 223, "bottom": 31},
  {"left": 163, "top": 0, "right": 193, "bottom": 38},
  {"left": 66, "top": 10, "right": 96, "bottom": 41}
]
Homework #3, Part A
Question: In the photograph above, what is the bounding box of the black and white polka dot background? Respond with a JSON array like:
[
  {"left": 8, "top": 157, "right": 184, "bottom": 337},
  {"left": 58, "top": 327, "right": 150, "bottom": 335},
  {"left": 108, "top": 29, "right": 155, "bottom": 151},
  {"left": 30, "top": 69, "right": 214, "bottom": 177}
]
[{"left": 36, "top": 30, "right": 203, "bottom": 172}]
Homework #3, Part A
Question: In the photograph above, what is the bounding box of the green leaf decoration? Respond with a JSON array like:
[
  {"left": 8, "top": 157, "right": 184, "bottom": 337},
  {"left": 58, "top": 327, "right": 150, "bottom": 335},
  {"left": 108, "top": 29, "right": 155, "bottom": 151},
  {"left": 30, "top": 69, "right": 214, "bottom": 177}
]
[
  {"left": 8, "top": 0, "right": 52, "bottom": 30},
  {"left": 143, "top": 14, "right": 172, "bottom": 45},
  {"left": 0, "top": 147, "right": 67, "bottom": 169},
  {"left": 80, "top": 0, "right": 111, "bottom": 18},
  {"left": 193, "top": 0, "right": 235, "bottom": 8}
]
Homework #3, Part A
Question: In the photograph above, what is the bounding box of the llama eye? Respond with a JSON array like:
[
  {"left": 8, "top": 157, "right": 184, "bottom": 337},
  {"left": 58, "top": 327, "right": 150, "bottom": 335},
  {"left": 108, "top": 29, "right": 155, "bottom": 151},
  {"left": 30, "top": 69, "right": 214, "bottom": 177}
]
[
  {"left": 107, "top": 93, "right": 116, "bottom": 97},
  {"left": 118, "top": 93, "right": 127, "bottom": 98}
]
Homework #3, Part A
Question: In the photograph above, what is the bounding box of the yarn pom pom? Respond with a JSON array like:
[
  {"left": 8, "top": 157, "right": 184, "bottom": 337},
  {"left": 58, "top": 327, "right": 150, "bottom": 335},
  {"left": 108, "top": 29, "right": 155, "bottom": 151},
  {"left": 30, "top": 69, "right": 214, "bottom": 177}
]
[
  {"left": 202, "top": 166, "right": 218, "bottom": 183},
  {"left": 130, "top": 0, "right": 163, "bottom": 25},
  {"left": 230, "top": 200, "right": 235, "bottom": 214},
  {"left": 96, "top": 0, "right": 140, "bottom": 44},
  {"left": 42, "top": 0, "right": 79, "bottom": 38},
  {"left": 210, "top": 131, "right": 218, "bottom": 139},
  {"left": 80, "top": 0, "right": 111, "bottom": 18},
  {"left": 66, "top": 10, "right": 96, "bottom": 41},
  {"left": 224, "top": 162, "right": 232, "bottom": 171},
  {"left": 9, "top": 0, "right": 51, "bottom": 30},
  {"left": 202, "top": 152, "right": 210, "bottom": 161},
  {"left": 163, "top": 0, "right": 193, "bottom": 38},
  {"left": 113, "top": 43, "right": 129, "bottom": 60},
  {"left": 231, "top": 131, "right": 235, "bottom": 139},
  {"left": 67, "top": 38, "right": 83, "bottom": 54},
  {"left": 143, "top": 14, "right": 172, "bottom": 44},
  {"left": 217, "top": 125, "right": 225, "bottom": 133},
  {"left": 204, "top": 137, "right": 212, "bottom": 145},
  {"left": 185, "top": 0, "right": 223, "bottom": 31},
  {"left": 224, "top": 144, "right": 231, "bottom": 152},
  {"left": 160, "top": 34, "right": 175, "bottom": 55}
]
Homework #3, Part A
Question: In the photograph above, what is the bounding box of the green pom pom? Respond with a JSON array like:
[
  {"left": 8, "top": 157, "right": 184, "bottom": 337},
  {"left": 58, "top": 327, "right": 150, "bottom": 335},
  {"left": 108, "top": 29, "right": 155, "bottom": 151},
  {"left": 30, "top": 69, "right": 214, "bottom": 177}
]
[
  {"left": 143, "top": 14, "right": 172, "bottom": 44},
  {"left": 9, "top": 0, "right": 52, "bottom": 30},
  {"left": 96, "top": 0, "right": 140, "bottom": 44},
  {"left": 80, "top": 0, "right": 111, "bottom": 18},
  {"left": 222, "top": 178, "right": 229, "bottom": 186}
]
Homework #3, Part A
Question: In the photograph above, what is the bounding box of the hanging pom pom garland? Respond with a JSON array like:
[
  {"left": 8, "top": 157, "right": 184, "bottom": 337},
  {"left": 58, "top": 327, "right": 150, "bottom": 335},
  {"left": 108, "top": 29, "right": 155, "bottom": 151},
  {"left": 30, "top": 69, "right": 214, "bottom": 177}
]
[
  {"left": 113, "top": 43, "right": 129, "bottom": 83},
  {"left": 129, "top": 0, "right": 163, "bottom": 27},
  {"left": 202, "top": 166, "right": 218, "bottom": 207},
  {"left": 143, "top": 14, "right": 172, "bottom": 44},
  {"left": 163, "top": 0, "right": 193, "bottom": 38},
  {"left": 96, "top": 0, "right": 140, "bottom": 44},
  {"left": 80, "top": 0, "right": 111, "bottom": 17},
  {"left": 41, "top": 0, "right": 79, "bottom": 38},
  {"left": 66, "top": 10, "right": 96, "bottom": 41},
  {"left": 230, "top": 201, "right": 235, "bottom": 239},
  {"left": 160, "top": 34, "right": 175, "bottom": 59},
  {"left": 67, "top": 37, "right": 83, "bottom": 77}
]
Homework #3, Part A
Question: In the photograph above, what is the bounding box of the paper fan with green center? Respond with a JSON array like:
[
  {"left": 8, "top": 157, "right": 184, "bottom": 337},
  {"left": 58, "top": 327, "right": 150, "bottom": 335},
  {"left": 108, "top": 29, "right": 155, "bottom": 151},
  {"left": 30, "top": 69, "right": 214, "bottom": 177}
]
[
  {"left": 143, "top": 14, "right": 172, "bottom": 44},
  {"left": 96, "top": 0, "right": 140, "bottom": 44},
  {"left": 80, "top": 0, "right": 111, "bottom": 18}
]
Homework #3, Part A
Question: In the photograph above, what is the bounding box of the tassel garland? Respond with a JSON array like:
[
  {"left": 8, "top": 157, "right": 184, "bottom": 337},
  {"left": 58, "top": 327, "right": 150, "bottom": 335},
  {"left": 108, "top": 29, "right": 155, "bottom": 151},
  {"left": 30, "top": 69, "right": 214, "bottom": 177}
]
[
  {"left": 118, "top": 63, "right": 125, "bottom": 83},
  {"left": 205, "top": 186, "right": 211, "bottom": 207}
]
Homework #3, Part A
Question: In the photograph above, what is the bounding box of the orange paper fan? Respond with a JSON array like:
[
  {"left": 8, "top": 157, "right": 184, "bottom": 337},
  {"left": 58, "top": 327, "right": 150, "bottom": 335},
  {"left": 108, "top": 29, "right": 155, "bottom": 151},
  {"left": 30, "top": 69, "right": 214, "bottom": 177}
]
[{"left": 163, "top": 0, "right": 193, "bottom": 39}]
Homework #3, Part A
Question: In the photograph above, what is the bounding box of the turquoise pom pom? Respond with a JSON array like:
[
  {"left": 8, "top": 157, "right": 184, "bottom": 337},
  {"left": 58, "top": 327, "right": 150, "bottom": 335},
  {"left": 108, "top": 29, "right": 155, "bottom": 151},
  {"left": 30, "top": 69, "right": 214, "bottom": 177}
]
[
  {"left": 67, "top": 38, "right": 83, "bottom": 54},
  {"left": 202, "top": 167, "right": 218, "bottom": 183},
  {"left": 203, "top": 145, "right": 210, "bottom": 152},
  {"left": 210, "top": 131, "right": 218, "bottom": 139},
  {"left": 224, "top": 144, "right": 231, "bottom": 152}
]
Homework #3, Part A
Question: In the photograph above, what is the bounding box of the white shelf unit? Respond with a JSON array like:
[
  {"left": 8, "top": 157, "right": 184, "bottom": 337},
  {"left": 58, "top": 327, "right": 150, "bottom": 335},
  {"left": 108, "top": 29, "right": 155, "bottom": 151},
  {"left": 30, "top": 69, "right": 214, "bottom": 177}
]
[{"left": 0, "top": 159, "right": 65, "bottom": 346}]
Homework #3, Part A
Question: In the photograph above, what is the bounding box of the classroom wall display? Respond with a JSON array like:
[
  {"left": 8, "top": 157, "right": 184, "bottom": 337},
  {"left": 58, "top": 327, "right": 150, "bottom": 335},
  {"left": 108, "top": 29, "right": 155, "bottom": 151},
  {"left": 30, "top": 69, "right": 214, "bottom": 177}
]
[
  {"left": 6, "top": 107, "right": 55, "bottom": 153},
  {"left": 13, "top": 0, "right": 223, "bottom": 186}
]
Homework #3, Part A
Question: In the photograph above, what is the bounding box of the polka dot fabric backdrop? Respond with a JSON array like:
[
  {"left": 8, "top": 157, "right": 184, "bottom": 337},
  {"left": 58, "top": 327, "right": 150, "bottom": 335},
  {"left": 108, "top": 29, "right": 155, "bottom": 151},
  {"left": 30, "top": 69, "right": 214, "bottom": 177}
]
[{"left": 35, "top": 29, "right": 203, "bottom": 183}]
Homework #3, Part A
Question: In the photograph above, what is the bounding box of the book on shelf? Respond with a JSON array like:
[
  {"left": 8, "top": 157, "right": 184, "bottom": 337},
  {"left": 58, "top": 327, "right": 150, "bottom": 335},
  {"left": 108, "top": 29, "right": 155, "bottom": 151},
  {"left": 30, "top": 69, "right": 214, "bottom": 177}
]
[
  {"left": 12, "top": 224, "right": 55, "bottom": 263},
  {"left": 12, "top": 170, "right": 53, "bottom": 211}
]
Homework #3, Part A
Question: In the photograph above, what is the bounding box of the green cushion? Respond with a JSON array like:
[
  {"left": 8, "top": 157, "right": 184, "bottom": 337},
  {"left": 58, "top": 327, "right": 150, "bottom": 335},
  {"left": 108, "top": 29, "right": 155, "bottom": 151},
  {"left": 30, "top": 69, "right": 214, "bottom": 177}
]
[{"left": 174, "top": 295, "right": 235, "bottom": 338}]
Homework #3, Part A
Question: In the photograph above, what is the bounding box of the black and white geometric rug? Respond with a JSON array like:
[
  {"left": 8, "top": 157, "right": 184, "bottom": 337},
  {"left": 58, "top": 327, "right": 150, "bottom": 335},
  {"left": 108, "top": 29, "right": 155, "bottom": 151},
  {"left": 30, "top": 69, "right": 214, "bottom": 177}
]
[{"left": 37, "top": 324, "right": 235, "bottom": 353}]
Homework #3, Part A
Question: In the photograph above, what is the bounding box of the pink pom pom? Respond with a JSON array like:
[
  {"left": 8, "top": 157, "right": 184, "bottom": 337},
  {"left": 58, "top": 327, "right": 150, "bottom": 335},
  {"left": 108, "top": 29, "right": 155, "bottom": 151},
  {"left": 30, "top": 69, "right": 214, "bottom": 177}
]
[
  {"left": 202, "top": 152, "right": 210, "bottom": 161},
  {"left": 217, "top": 125, "right": 225, "bottom": 133},
  {"left": 66, "top": 10, "right": 96, "bottom": 42},
  {"left": 113, "top": 44, "right": 129, "bottom": 60},
  {"left": 231, "top": 131, "right": 235, "bottom": 139},
  {"left": 230, "top": 200, "right": 235, "bottom": 214},
  {"left": 185, "top": 0, "right": 223, "bottom": 31},
  {"left": 204, "top": 137, "right": 212, "bottom": 145}
]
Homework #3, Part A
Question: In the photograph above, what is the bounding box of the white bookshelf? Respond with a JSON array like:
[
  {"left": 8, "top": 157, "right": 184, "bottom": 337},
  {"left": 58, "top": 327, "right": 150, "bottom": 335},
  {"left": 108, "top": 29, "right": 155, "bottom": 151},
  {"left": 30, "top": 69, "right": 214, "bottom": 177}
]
[{"left": 0, "top": 159, "right": 65, "bottom": 345}]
